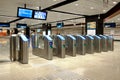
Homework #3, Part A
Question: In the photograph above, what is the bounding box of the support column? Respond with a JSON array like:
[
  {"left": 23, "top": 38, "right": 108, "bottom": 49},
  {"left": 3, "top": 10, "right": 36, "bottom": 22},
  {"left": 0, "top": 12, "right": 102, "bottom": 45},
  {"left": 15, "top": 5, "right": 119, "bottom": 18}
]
[{"left": 85, "top": 15, "right": 104, "bottom": 35}]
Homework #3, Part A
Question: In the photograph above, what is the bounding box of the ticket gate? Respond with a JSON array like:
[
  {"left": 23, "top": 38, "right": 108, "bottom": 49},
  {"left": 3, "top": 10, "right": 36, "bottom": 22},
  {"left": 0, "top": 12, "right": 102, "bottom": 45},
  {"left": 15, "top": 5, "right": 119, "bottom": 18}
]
[
  {"left": 65, "top": 35, "right": 76, "bottom": 56},
  {"left": 31, "top": 34, "right": 40, "bottom": 48},
  {"left": 105, "top": 35, "right": 114, "bottom": 51},
  {"left": 19, "top": 34, "right": 29, "bottom": 64},
  {"left": 10, "top": 34, "right": 18, "bottom": 61},
  {"left": 85, "top": 35, "right": 94, "bottom": 54},
  {"left": 93, "top": 35, "right": 101, "bottom": 53},
  {"left": 10, "top": 34, "right": 29, "bottom": 64},
  {"left": 76, "top": 35, "right": 86, "bottom": 55},
  {"left": 44, "top": 35, "right": 53, "bottom": 60},
  {"left": 99, "top": 35, "right": 108, "bottom": 52},
  {"left": 54, "top": 35, "right": 66, "bottom": 58},
  {"left": 32, "top": 35, "right": 53, "bottom": 60}
]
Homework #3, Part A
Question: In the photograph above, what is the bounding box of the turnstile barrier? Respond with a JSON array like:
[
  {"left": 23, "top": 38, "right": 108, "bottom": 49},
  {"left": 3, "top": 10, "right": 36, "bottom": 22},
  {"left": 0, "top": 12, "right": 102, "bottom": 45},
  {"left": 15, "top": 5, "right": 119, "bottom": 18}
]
[
  {"left": 44, "top": 35, "right": 53, "bottom": 60},
  {"left": 76, "top": 35, "right": 86, "bottom": 55},
  {"left": 93, "top": 35, "right": 101, "bottom": 53},
  {"left": 10, "top": 34, "right": 18, "bottom": 61},
  {"left": 54, "top": 35, "right": 66, "bottom": 58},
  {"left": 19, "top": 34, "right": 29, "bottom": 64},
  {"left": 32, "top": 35, "right": 53, "bottom": 60},
  {"left": 105, "top": 35, "right": 114, "bottom": 51},
  {"left": 31, "top": 34, "right": 40, "bottom": 48},
  {"left": 65, "top": 35, "right": 76, "bottom": 56},
  {"left": 99, "top": 35, "right": 108, "bottom": 52},
  {"left": 85, "top": 35, "right": 94, "bottom": 54}
]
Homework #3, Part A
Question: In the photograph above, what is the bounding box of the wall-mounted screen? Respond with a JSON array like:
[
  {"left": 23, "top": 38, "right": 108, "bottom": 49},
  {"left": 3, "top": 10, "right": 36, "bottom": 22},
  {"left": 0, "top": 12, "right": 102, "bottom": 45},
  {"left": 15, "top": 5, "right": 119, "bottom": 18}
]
[
  {"left": 16, "top": 23, "right": 27, "bottom": 28},
  {"left": 104, "top": 23, "right": 116, "bottom": 28},
  {"left": 37, "top": 29, "right": 41, "bottom": 32},
  {"left": 33, "top": 10, "right": 47, "bottom": 20},
  {"left": 0, "top": 23, "right": 10, "bottom": 27},
  {"left": 57, "top": 22, "right": 64, "bottom": 28},
  {"left": 17, "top": 7, "right": 33, "bottom": 18}
]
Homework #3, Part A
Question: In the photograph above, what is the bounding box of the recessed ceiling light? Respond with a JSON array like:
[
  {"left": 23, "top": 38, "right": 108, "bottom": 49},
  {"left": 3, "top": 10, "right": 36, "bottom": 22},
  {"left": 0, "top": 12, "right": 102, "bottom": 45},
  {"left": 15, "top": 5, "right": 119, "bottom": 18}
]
[
  {"left": 90, "top": 7, "right": 94, "bottom": 9},
  {"left": 36, "top": 7, "right": 39, "bottom": 9},
  {"left": 103, "top": 10, "right": 106, "bottom": 12},
  {"left": 53, "top": 0, "right": 57, "bottom": 1},
  {"left": 113, "top": 1, "right": 117, "bottom": 4},
  {"left": 118, "top": 18, "right": 120, "bottom": 20},
  {"left": 70, "top": 20, "right": 73, "bottom": 22},
  {"left": 75, "top": 4, "right": 78, "bottom": 6},
  {"left": 112, "top": 21, "right": 114, "bottom": 22}
]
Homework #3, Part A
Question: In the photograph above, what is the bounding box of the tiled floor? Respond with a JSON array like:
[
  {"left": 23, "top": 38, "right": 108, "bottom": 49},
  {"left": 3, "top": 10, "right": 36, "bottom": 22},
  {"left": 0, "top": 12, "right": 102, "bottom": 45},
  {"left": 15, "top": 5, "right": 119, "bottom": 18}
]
[{"left": 0, "top": 41, "right": 120, "bottom": 80}]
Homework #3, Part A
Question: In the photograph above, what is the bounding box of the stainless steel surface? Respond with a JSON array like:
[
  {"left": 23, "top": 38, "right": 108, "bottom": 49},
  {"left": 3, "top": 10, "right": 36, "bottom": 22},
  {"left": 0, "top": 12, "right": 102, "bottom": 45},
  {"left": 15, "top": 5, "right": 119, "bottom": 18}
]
[
  {"left": 10, "top": 34, "right": 18, "bottom": 61},
  {"left": 76, "top": 35, "right": 86, "bottom": 55},
  {"left": 19, "top": 35, "right": 28, "bottom": 64},
  {"left": 32, "top": 35, "right": 53, "bottom": 60},
  {"left": 0, "top": 36, "right": 10, "bottom": 62},
  {"left": 65, "top": 35, "right": 76, "bottom": 57},
  {"left": 54, "top": 35, "right": 66, "bottom": 58},
  {"left": 85, "top": 35, "right": 94, "bottom": 54},
  {"left": 106, "top": 35, "right": 114, "bottom": 51},
  {"left": 93, "top": 35, "right": 101, "bottom": 53},
  {"left": 44, "top": 36, "right": 53, "bottom": 60},
  {"left": 99, "top": 35, "right": 108, "bottom": 52},
  {"left": 31, "top": 34, "right": 40, "bottom": 48}
]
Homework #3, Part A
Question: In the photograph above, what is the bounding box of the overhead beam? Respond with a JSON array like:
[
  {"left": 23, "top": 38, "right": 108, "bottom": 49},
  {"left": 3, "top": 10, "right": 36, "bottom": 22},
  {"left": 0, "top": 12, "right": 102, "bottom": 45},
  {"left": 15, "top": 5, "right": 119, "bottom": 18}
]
[
  {"left": 42, "top": 0, "right": 78, "bottom": 11},
  {"left": 104, "top": 9, "right": 120, "bottom": 21},
  {"left": 0, "top": 15, "right": 17, "bottom": 18},
  {"left": 103, "top": 2, "right": 120, "bottom": 20},
  {"left": 8, "top": 18, "right": 23, "bottom": 23},
  {"left": 48, "top": 10, "right": 86, "bottom": 16},
  {"left": 29, "top": 16, "right": 85, "bottom": 27}
]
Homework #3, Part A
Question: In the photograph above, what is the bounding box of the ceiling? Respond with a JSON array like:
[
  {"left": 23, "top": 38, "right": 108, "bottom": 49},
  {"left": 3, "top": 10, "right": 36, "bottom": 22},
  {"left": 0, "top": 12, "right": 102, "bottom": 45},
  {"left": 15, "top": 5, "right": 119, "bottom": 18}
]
[
  {"left": 0, "top": 0, "right": 120, "bottom": 28},
  {"left": 105, "top": 14, "right": 120, "bottom": 25}
]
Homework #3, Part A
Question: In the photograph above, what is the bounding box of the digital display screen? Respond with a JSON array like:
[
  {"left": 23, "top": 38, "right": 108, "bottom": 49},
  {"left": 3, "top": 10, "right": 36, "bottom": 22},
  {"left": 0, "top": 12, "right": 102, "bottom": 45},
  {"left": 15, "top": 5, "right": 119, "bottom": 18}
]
[
  {"left": 17, "top": 7, "right": 33, "bottom": 18},
  {"left": 104, "top": 23, "right": 116, "bottom": 28},
  {"left": 16, "top": 23, "right": 27, "bottom": 28},
  {"left": 33, "top": 10, "right": 47, "bottom": 20},
  {"left": 57, "top": 22, "right": 64, "bottom": 28},
  {"left": 0, "top": 23, "right": 10, "bottom": 27},
  {"left": 37, "top": 29, "right": 41, "bottom": 32}
]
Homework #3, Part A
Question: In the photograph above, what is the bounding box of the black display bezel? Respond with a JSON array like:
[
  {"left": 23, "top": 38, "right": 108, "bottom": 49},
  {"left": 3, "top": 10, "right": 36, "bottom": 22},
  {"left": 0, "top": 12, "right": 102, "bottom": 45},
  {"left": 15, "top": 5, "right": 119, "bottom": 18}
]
[
  {"left": 0, "top": 22, "right": 10, "bottom": 27},
  {"left": 17, "top": 7, "right": 33, "bottom": 19},
  {"left": 16, "top": 23, "right": 27, "bottom": 28},
  {"left": 33, "top": 10, "right": 47, "bottom": 20}
]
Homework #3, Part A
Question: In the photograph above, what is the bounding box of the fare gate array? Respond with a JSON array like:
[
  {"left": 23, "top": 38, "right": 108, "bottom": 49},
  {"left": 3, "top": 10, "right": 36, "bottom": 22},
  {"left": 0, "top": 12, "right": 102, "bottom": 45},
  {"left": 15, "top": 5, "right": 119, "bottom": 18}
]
[
  {"left": 9, "top": 34, "right": 114, "bottom": 63},
  {"left": 31, "top": 34, "right": 114, "bottom": 60}
]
